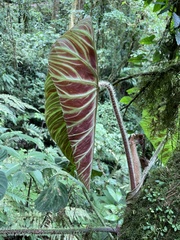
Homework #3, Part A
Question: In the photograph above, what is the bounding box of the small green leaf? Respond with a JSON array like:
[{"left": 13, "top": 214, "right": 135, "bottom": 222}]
[
  {"left": 0, "top": 171, "right": 8, "bottom": 200},
  {"left": 128, "top": 54, "right": 147, "bottom": 63},
  {"left": 144, "top": 0, "right": 153, "bottom": 7},
  {"left": 153, "top": 0, "right": 166, "bottom": 12},
  {"left": 140, "top": 35, "right": 155, "bottom": 45},
  {"left": 126, "top": 87, "right": 139, "bottom": 95},
  {"left": 120, "top": 96, "right": 132, "bottom": 104},
  {"left": 91, "top": 169, "right": 103, "bottom": 178},
  {"left": 35, "top": 177, "right": 68, "bottom": 212},
  {"left": 153, "top": 51, "right": 162, "bottom": 62},
  {"left": 104, "top": 214, "right": 119, "bottom": 221}
]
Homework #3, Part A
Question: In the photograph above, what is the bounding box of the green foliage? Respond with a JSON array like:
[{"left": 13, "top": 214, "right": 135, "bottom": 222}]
[
  {"left": 93, "top": 185, "right": 126, "bottom": 224},
  {"left": 0, "top": 94, "right": 37, "bottom": 124},
  {"left": 140, "top": 109, "right": 178, "bottom": 164}
]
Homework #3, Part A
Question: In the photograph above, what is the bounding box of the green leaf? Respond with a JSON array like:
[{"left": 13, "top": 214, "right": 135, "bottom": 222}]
[
  {"left": 11, "top": 171, "right": 27, "bottom": 187},
  {"left": 128, "top": 54, "right": 147, "bottom": 63},
  {"left": 104, "top": 214, "right": 119, "bottom": 221},
  {"left": 31, "top": 170, "right": 44, "bottom": 186},
  {"left": 0, "top": 145, "right": 21, "bottom": 160},
  {"left": 143, "top": 0, "right": 153, "bottom": 7},
  {"left": 35, "top": 177, "right": 68, "bottom": 212},
  {"left": 140, "top": 35, "right": 155, "bottom": 45},
  {"left": 153, "top": 0, "right": 166, "bottom": 12},
  {"left": 0, "top": 171, "right": 8, "bottom": 200},
  {"left": 0, "top": 131, "right": 44, "bottom": 150},
  {"left": 153, "top": 51, "right": 162, "bottom": 62},
  {"left": 120, "top": 96, "right": 132, "bottom": 104},
  {"left": 0, "top": 148, "right": 7, "bottom": 162},
  {"left": 126, "top": 87, "right": 139, "bottom": 95},
  {"left": 140, "top": 109, "right": 177, "bottom": 164}
]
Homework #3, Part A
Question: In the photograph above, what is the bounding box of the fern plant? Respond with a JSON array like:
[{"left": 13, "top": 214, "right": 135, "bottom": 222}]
[{"left": 0, "top": 94, "right": 37, "bottom": 124}]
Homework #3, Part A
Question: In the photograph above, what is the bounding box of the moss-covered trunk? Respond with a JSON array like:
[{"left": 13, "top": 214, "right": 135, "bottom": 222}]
[{"left": 120, "top": 152, "right": 180, "bottom": 240}]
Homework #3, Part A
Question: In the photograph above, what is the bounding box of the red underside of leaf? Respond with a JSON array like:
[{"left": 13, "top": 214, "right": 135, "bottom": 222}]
[{"left": 47, "top": 17, "right": 98, "bottom": 189}]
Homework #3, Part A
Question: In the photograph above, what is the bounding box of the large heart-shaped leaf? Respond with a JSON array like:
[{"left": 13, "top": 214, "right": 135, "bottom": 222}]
[{"left": 45, "top": 17, "right": 98, "bottom": 189}]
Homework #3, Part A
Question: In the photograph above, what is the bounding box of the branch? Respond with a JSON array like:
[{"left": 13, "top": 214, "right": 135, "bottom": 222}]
[
  {"left": 121, "top": 81, "right": 151, "bottom": 113},
  {"left": 0, "top": 227, "right": 117, "bottom": 236},
  {"left": 112, "top": 62, "right": 180, "bottom": 87}
]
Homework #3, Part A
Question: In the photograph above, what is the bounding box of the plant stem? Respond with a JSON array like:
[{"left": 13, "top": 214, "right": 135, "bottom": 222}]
[
  {"left": 82, "top": 188, "right": 115, "bottom": 240},
  {"left": 99, "top": 81, "right": 136, "bottom": 190},
  {"left": 25, "top": 177, "right": 32, "bottom": 207}
]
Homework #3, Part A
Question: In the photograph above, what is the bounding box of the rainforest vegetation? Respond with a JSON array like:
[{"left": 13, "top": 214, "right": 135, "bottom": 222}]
[{"left": 0, "top": 0, "right": 179, "bottom": 239}]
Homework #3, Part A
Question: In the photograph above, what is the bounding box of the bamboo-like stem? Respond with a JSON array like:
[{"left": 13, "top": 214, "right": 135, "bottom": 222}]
[{"left": 99, "top": 81, "right": 136, "bottom": 190}]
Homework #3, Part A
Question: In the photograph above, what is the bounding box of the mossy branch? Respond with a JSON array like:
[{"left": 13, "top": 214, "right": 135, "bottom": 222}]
[{"left": 0, "top": 227, "right": 117, "bottom": 236}]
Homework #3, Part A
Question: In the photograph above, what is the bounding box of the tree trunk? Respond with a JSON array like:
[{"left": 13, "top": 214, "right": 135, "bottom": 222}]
[
  {"left": 69, "top": 0, "right": 84, "bottom": 29},
  {"left": 52, "top": 0, "right": 60, "bottom": 20}
]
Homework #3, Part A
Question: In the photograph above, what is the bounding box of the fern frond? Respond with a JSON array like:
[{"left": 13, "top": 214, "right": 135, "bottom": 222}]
[
  {"left": 0, "top": 94, "right": 38, "bottom": 112},
  {"left": 0, "top": 103, "right": 16, "bottom": 123},
  {"left": 6, "top": 189, "right": 27, "bottom": 205},
  {"left": 65, "top": 207, "right": 91, "bottom": 223},
  {"left": 23, "top": 123, "right": 42, "bottom": 137}
]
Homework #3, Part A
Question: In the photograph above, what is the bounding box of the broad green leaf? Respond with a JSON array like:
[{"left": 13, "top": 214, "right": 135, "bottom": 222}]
[
  {"left": 0, "top": 171, "right": 8, "bottom": 200},
  {"left": 140, "top": 110, "right": 178, "bottom": 164},
  {"left": 0, "top": 145, "right": 21, "bottom": 160},
  {"left": 0, "top": 148, "right": 7, "bottom": 162},
  {"left": 35, "top": 177, "right": 68, "bottom": 212},
  {"left": 45, "top": 17, "right": 98, "bottom": 189},
  {"left": 31, "top": 170, "right": 44, "bottom": 186},
  {"left": 140, "top": 35, "right": 155, "bottom": 45},
  {"left": 0, "top": 132, "right": 44, "bottom": 150},
  {"left": 11, "top": 171, "right": 27, "bottom": 187},
  {"left": 153, "top": 0, "right": 166, "bottom": 12},
  {"left": 120, "top": 96, "right": 132, "bottom": 104}
]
